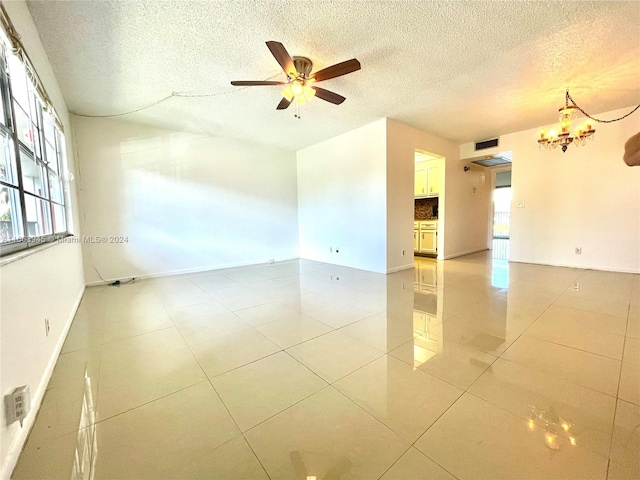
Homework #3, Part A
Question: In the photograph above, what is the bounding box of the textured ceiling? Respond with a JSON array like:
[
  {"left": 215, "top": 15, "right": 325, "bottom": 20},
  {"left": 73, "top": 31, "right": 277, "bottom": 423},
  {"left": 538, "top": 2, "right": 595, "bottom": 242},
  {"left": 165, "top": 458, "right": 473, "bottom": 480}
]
[{"left": 27, "top": 0, "right": 640, "bottom": 151}]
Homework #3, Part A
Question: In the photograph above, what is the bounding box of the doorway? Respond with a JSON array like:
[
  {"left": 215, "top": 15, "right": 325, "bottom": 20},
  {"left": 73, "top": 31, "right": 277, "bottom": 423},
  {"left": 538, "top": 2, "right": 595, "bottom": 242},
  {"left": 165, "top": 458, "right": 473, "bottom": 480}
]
[
  {"left": 413, "top": 150, "right": 443, "bottom": 259},
  {"left": 492, "top": 170, "right": 511, "bottom": 260}
]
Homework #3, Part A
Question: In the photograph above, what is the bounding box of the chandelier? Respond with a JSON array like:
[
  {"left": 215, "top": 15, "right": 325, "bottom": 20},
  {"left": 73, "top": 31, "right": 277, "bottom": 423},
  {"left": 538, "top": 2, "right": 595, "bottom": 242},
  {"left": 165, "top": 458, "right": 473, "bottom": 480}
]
[
  {"left": 538, "top": 91, "right": 595, "bottom": 153},
  {"left": 537, "top": 90, "right": 640, "bottom": 153}
]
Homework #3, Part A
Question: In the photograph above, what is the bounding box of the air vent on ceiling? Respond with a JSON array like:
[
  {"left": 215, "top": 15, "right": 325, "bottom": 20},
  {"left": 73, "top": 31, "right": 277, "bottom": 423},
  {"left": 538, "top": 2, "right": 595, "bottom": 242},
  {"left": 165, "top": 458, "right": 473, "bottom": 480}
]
[
  {"left": 462, "top": 154, "right": 512, "bottom": 168},
  {"left": 475, "top": 138, "right": 499, "bottom": 151},
  {"left": 471, "top": 155, "right": 511, "bottom": 167}
]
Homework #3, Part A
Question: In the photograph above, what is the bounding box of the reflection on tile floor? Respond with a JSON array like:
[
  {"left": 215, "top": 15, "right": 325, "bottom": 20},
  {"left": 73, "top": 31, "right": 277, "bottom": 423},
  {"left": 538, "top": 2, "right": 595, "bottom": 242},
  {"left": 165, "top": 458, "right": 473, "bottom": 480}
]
[{"left": 12, "top": 253, "right": 640, "bottom": 479}]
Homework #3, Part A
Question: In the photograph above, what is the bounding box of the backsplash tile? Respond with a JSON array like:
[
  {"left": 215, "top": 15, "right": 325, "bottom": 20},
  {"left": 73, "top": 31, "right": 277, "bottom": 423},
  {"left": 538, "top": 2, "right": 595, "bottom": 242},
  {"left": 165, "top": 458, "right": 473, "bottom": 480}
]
[{"left": 415, "top": 197, "right": 438, "bottom": 220}]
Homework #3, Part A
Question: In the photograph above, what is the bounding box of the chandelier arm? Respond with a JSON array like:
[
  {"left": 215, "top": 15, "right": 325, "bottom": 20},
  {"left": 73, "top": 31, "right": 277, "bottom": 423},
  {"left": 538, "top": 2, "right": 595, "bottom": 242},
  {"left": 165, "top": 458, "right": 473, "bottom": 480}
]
[{"left": 566, "top": 91, "right": 640, "bottom": 123}]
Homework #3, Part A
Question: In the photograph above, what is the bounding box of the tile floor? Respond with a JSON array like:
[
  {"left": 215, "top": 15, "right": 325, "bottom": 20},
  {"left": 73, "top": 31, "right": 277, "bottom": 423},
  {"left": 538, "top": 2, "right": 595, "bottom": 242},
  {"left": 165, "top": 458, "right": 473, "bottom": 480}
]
[{"left": 12, "top": 253, "right": 640, "bottom": 479}]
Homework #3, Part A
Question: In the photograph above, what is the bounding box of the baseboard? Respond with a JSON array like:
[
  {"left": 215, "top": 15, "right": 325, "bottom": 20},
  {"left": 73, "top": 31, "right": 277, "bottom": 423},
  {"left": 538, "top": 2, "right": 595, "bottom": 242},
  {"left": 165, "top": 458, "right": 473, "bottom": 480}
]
[
  {"left": 387, "top": 263, "right": 414, "bottom": 274},
  {"left": 2, "top": 286, "right": 85, "bottom": 480},
  {"left": 85, "top": 256, "right": 300, "bottom": 286},
  {"left": 442, "top": 248, "right": 489, "bottom": 260},
  {"left": 292, "top": 255, "right": 387, "bottom": 275},
  {"left": 509, "top": 259, "right": 640, "bottom": 274}
]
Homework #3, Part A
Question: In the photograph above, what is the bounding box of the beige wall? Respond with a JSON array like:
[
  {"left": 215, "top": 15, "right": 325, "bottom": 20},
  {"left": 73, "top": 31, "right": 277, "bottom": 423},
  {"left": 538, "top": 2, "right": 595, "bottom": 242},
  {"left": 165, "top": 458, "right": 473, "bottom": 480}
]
[
  {"left": 387, "top": 118, "right": 491, "bottom": 267},
  {"left": 73, "top": 116, "right": 300, "bottom": 285},
  {"left": 0, "top": 2, "right": 85, "bottom": 477},
  {"left": 460, "top": 106, "right": 640, "bottom": 272},
  {"left": 297, "top": 119, "right": 388, "bottom": 273}
]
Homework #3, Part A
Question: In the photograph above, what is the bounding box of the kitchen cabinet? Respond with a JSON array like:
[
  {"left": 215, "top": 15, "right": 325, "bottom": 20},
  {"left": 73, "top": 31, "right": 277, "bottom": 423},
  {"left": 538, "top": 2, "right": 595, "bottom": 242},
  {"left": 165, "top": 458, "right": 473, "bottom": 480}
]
[
  {"left": 415, "top": 161, "right": 440, "bottom": 198},
  {"left": 427, "top": 164, "right": 441, "bottom": 196},
  {"left": 415, "top": 220, "right": 438, "bottom": 255},
  {"left": 414, "top": 163, "right": 427, "bottom": 196},
  {"left": 419, "top": 230, "right": 437, "bottom": 254}
]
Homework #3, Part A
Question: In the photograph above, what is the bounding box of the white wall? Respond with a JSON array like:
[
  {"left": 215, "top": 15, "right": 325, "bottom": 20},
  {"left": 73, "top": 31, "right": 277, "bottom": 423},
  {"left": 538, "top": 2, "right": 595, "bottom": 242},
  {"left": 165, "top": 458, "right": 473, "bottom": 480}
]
[
  {"left": 460, "top": 106, "right": 640, "bottom": 273},
  {"left": 73, "top": 116, "right": 299, "bottom": 284},
  {"left": 0, "top": 2, "right": 85, "bottom": 478},
  {"left": 385, "top": 119, "right": 416, "bottom": 272},
  {"left": 387, "top": 119, "right": 491, "bottom": 264},
  {"left": 297, "top": 119, "right": 388, "bottom": 273}
]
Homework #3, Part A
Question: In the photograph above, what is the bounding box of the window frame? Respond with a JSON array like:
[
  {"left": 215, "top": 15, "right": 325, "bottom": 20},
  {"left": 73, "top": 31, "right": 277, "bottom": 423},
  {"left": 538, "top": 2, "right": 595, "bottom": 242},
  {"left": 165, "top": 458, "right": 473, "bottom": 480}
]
[{"left": 0, "top": 43, "right": 70, "bottom": 257}]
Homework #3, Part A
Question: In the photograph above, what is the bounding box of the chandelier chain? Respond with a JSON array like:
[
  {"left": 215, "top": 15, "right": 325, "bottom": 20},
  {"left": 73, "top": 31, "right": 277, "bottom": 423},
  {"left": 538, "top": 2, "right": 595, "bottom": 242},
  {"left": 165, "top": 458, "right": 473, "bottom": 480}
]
[{"left": 566, "top": 90, "right": 640, "bottom": 124}]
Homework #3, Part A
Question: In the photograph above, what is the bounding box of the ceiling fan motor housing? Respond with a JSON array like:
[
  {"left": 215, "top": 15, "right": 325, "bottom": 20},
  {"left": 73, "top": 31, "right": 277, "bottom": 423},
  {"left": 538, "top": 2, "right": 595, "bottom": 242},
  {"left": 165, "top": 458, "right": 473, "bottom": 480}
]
[{"left": 292, "top": 56, "right": 313, "bottom": 79}]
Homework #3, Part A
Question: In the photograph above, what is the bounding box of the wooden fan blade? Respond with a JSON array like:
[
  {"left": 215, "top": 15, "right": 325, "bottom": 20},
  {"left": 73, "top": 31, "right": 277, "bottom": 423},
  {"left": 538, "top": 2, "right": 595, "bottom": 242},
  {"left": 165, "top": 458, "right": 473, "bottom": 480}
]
[
  {"left": 312, "top": 87, "right": 346, "bottom": 105},
  {"left": 230, "top": 81, "right": 285, "bottom": 86},
  {"left": 266, "top": 41, "right": 297, "bottom": 77},
  {"left": 311, "top": 59, "right": 361, "bottom": 82},
  {"left": 276, "top": 97, "right": 292, "bottom": 110}
]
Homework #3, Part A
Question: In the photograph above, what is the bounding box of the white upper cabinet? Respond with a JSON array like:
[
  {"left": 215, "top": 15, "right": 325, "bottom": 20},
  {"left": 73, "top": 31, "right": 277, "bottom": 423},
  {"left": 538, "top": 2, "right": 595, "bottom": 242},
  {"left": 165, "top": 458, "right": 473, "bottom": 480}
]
[
  {"left": 414, "top": 162, "right": 428, "bottom": 196},
  {"left": 427, "top": 164, "right": 441, "bottom": 196},
  {"left": 415, "top": 159, "right": 441, "bottom": 198}
]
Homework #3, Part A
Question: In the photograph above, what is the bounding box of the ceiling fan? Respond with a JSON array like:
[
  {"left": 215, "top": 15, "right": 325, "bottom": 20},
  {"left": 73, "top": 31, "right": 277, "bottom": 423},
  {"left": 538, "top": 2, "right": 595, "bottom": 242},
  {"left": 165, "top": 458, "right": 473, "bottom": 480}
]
[{"left": 231, "top": 41, "right": 361, "bottom": 113}]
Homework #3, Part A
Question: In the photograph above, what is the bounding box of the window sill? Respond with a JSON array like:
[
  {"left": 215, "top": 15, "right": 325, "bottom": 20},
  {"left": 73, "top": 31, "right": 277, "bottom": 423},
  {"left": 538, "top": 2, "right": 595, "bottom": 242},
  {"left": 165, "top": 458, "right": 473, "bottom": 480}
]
[{"left": 0, "top": 234, "right": 73, "bottom": 267}]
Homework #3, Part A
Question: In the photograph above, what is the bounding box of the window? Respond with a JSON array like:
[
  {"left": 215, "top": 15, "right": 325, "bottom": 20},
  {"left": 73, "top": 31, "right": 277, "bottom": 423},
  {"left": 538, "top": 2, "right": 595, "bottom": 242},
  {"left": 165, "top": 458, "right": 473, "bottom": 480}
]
[{"left": 0, "top": 42, "right": 69, "bottom": 255}]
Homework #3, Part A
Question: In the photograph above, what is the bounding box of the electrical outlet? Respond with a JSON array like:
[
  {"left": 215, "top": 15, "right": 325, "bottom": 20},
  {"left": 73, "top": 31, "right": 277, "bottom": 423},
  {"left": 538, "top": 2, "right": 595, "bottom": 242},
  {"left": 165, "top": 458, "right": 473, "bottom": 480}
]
[
  {"left": 268, "top": 258, "right": 274, "bottom": 265},
  {"left": 575, "top": 247, "right": 582, "bottom": 255},
  {"left": 329, "top": 247, "right": 333, "bottom": 252},
  {"left": 44, "top": 317, "right": 50, "bottom": 337},
  {"left": 402, "top": 250, "right": 405, "bottom": 256},
  {"left": 516, "top": 201, "right": 525, "bottom": 208},
  {"left": 335, "top": 247, "right": 339, "bottom": 253},
  {"left": 5, "top": 385, "right": 31, "bottom": 426}
]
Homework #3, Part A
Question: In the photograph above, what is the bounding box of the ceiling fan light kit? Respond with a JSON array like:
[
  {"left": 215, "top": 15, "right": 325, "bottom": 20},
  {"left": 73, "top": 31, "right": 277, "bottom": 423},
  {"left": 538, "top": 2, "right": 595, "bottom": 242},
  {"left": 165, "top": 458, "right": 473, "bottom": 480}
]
[{"left": 231, "top": 41, "right": 360, "bottom": 118}]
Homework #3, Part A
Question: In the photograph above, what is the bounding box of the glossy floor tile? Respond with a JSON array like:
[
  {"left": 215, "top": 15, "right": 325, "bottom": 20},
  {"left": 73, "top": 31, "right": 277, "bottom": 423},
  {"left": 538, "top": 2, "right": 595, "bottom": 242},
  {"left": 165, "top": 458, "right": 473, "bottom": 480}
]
[
  {"left": 379, "top": 447, "right": 456, "bottom": 480},
  {"left": 608, "top": 399, "right": 640, "bottom": 480},
  {"left": 255, "top": 314, "right": 332, "bottom": 349},
  {"left": 211, "top": 352, "right": 327, "bottom": 431},
  {"left": 164, "top": 435, "right": 269, "bottom": 479},
  {"left": 468, "top": 358, "right": 616, "bottom": 458},
  {"left": 13, "top": 254, "right": 639, "bottom": 479},
  {"left": 244, "top": 387, "right": 410, "bottom": 479},
  {"left": 502, "top": 334, "right": 622, "bottom": 396},
  {"left": 96, "top": 328, "right": 207, "bottom": 421},
  {"left": 334, "top": 355, "right": 462, "bottom": 442},
  {"left": 525, "top": 305, "right": 625, "bottom": 360},
  {"left": 190, "top": 328, "right": 281, "bottom": 378},
  {"left": 415, "top": 393, "right": 609, "bottom": 480},
  {"left": 389, "top": 335, "right": 497, "bottom": 389},
  {"left": 286, "top": 329, "right": 384, "bottom": 383}
]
